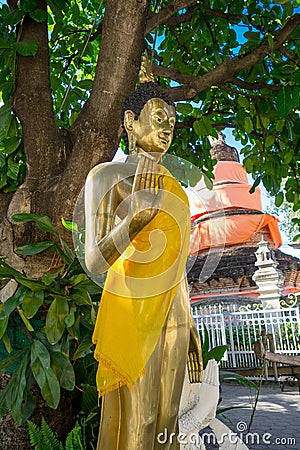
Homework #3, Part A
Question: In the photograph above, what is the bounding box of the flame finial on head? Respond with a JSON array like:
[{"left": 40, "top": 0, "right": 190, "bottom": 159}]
[{"left": 139, "top": 52, "right": 154, "bottom": 83}]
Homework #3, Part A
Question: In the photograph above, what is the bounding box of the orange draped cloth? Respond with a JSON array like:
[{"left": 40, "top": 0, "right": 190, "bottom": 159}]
[{"left": 189, "top": 213, "right": 282, "bottom": 256}]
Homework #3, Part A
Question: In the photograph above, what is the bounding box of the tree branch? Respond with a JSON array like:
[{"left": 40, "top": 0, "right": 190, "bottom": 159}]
[
  {"left": 220, "top": 85, "right": 259, "bottom": 99},
  {"left": 146, "top": 5, "right": 250, "bottom": 32},
  {"left": 204, "top": 7, "right": 241, "bottom": 22},
  {"left": 155, "top": 5, "right": 197, "bottom": 28},
  {"left": 171, "top": 26, "right": 193, "bottom": 59},
  {"left": 279, "top": 45, "right": 300, "bottom": 67},
  {"left": 146, "top": 0, "right": 197, "bottom": 34},
  {"left": 153, "top": 14, "right": 300, "bottom": 95},
  {"left": 175, "top": 119, "right": 234, "bottom": 129},
  {"left": 163, "top": 85, "right": 198, "bottom": 101},
  {"left": 231, "top": 78, "right": 281, "bottom": 91}
]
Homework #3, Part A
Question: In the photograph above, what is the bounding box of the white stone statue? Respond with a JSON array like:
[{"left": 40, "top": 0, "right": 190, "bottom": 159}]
[{"left": 179, "top": 359, "right": 249, "bottom": 450}]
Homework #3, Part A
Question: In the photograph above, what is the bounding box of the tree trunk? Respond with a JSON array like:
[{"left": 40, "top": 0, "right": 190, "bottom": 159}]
[{"left": 0, "top": 1, "right": 150, "bottom": 445}]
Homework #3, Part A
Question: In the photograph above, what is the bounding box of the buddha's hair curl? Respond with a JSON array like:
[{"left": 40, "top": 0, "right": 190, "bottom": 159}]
[{"left": 121, "top": 82, "right": 175, "bottom": 151}]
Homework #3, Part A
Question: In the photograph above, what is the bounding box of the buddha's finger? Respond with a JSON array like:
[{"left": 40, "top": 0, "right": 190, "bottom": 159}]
[
  {"left": 157, "top": 174, "right": 164, "bottom": 194},
  {"left": 147, "top": 159, "right": 157, "bottom": 193},
  {"left": 134, "top": 155, "right": 149, "bottom": 191}
]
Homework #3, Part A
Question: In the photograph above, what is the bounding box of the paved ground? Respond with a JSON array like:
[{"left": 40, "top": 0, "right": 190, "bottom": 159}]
[{"left": 201, "top": 381, "right": 300, "bottom": 450}]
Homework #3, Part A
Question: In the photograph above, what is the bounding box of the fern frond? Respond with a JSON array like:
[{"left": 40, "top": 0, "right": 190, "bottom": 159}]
[
  {"left": 65, "top": 422, "right": 85, "bottom": 450},
  {"left": 40, "top": 417, "right": 64, "bottom": 450},
  {"left": 28, "top": 420, "right": 44, "bottom": 447}
]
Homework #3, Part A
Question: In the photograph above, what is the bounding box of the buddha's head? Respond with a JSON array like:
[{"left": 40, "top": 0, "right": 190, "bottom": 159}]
[{"left": 122, "top": 82, "right": 175, "bottom": 157}]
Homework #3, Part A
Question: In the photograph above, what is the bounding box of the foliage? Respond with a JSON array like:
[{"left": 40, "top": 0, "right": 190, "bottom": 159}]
[
  {"left": 28, "top": 417, "right": 86, "bottom": 450},
  {"left": 200, "top": 322, "right": 228, "bottom": 369},
  {"left": 0, "top": 214, "right": 102, "bottom": 427},
  {"left": 0, "top": 0, "right": 299, "bottom": 232},
  {"left": 266, "top": 194, "right": 300, "bottom": 242}
]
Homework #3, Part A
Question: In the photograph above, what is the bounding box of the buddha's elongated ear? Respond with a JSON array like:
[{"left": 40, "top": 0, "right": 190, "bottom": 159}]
[{"left": 124, "top": 110, "right": 135, "bottom": 132}]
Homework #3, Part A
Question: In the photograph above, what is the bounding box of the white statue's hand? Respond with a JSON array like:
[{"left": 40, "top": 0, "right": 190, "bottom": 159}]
[{"left": 179, "top": 359, "right": 219, "bottom": 437}]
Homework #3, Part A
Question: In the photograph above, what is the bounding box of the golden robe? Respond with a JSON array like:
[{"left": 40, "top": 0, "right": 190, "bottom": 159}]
[{"left": 92, "top": 166, "right": 191, "bottom": 449}]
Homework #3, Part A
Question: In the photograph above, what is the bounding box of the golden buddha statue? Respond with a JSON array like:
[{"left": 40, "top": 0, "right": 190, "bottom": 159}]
[{"left": 84, "top": 80, "right": 202, "bottom": 450}]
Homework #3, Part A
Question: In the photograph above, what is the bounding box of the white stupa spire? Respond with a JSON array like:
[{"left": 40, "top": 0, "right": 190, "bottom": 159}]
[{"left": 252, "top": 236, "right": 284, "bottom": 309}]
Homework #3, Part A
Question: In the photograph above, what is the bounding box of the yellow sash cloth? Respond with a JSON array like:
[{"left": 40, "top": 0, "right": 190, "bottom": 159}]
[{"left": 92, "top": 166, "right": 190, "bottom": 396}]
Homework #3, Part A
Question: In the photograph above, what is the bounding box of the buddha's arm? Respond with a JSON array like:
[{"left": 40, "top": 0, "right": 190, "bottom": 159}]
[{"left": 85, "top": 159, "right": 163, "bottom": 274}]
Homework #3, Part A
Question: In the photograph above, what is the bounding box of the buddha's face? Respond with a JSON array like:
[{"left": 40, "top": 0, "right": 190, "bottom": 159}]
[{"left": 126, "top": 98, "right": 176, "bottom": 156}]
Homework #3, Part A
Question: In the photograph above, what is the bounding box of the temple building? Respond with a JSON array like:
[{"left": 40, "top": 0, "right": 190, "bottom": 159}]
[{"left": 187, "top": 135, "right": 300, "bottom": 306}]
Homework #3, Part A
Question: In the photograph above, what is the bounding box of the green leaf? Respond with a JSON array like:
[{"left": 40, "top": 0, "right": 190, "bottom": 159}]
[
  {"left": 19, "top": 0, "right": 38, "bottom": 12},
  {"left": 220, "top": 370, "right": 258, "bottom": 390},
  {"left": 45, "top": 297, "right": 69, "bottom": 344},
  {"left": 18, "top": 307, "right": 34, "bottom": 331},
  {"left": 2, "top": 333, "right": 13, "bottom": 353},
  {"left": 47, "top": 0, "right": 70, "bottom": 12},
  {"left": 244, "top": 31, "right": 261, "bottom": 41},
  {"left": 0, "top": 348, "right": 26, "bottom": 375},
  {"left": 41, "top": 265, "right": 64, "bottom": 285},
  {"left": 9, "top": 355, "right": 28, "bottom": 424},
  {"left": 0, "top": 38, "right": 11, "bottom": 49},
  {"left": 22, "top": 290, "right": 44, "bottom": 319},
  {"left": 275, "top": 191, "right": 284, "bottom": 207},
  {"left": 3, "top": 137, "right": 21, "bottom": 155},
  {"left": 14, "top": 275, "right": 46, "bottom": 292},
  {"left": 58, "top": 239, "right": 75, "bottom": 264},
  {"left": 29, "top": 9, "right": 47, "bottom": 22},
  {"left": 0, "top": 314, "right": 9, "bottom": 340},
  {"left": 81, "top": 383, "right": 98, "bottom": 416},
  {"left": 261, "top": 115, "right": 270, "bottom": 128},
  {"left": 13, "top": 40, "right": 39, "bottom": 56},
  {"left": 4, "top": 9, "right": 24, "bottom": 26},
  {"left": 244, "top": 117, "right": 253, "bottom": 134},
  {"left": 200, "top": 323, "right": 209, "bottom": 355},
  {"left": 71, "top": 289, "right": 92, "bottom": 306},
  {"left": 0, "top": 291, "right": 23, "bottom": 318},
  {"left": 276, "top": 87, "right": 292, "bottom": 116},
  {"left": 283, "top": 151, "right": 294, "bottom": 164},
  {"left": 0, "top": 105, "right": 11, "bottom": 128},
  {"left": 50, "top": 352, "right": 75, "bottom": 391},
  {"left": 265, "top": 135, "right": 275, "bottom": 147},
  {"left": 61, "top": 218, "right": 78, "bottom": 232},
  {"left": 249, "top": 176, "right": 261, "bottom": 194},
  {"left": 7, "top": 158, "right": 19, "bottom": 180},
  {"left": 205, "top": 345, "right": 228, "bottom": 363},
  {"left": 12, "top": 214, "right": 59, "bottom": 236},
  {"left": 77, "top": 79, "right": 93, "bottom": 90},
  {"left": 72, "top": 331, "right": 93, "bottom": 360},
  {"left": 30, "top": 341, "right": 60, "bottom": 409},
  {"left": 293, "top": 118, "right": 300, "bottom": 135},
  {"left": 237, "top": 97, "right": 249, "bottom": 108},
  {"left": 15, "top": 241, "right": 55, "bottom": 256},
  {"left": 267, "top": 34, "right": 274, "bottom": 50},
  {"left": 204, "top": 174, "right": 213, "bottom": 190},
  {"left": 64, "top": 308, "right": 75, "bottom": 328},
  {"left": 193, "top": 117, "right": 215, "bottom": 137},
  {"left": 176, "top": 103, "right": 193, "bottom": 115}
]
